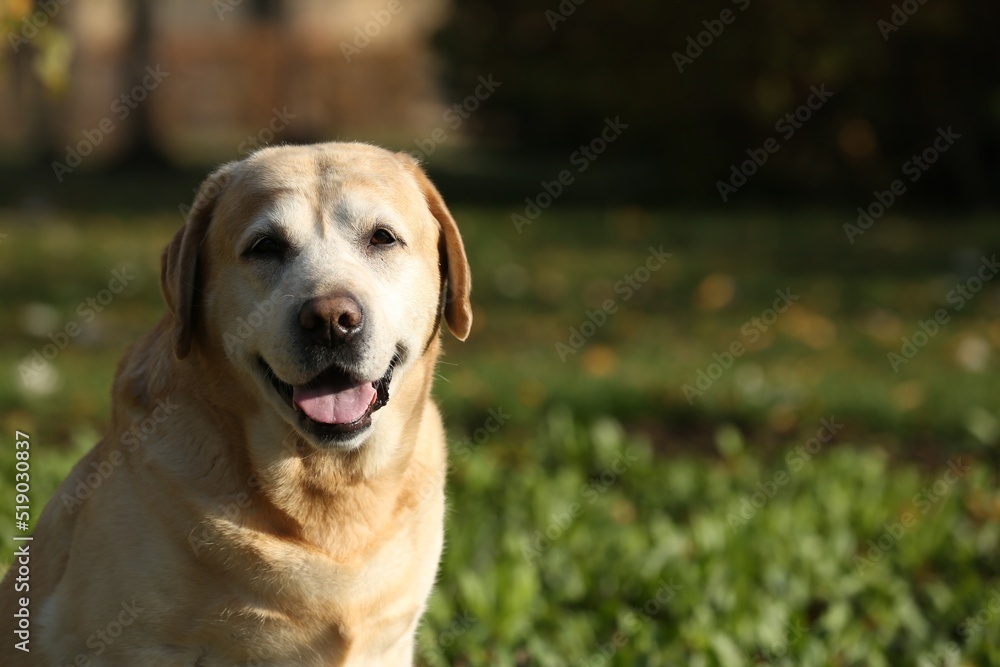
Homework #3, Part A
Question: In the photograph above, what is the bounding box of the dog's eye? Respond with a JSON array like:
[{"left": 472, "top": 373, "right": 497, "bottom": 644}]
[
  {"left": 244, "top": 236, "right": 286, "bottom": 258},
  {"left": 370, "top": 228, "right": 396, "bottom": 246}
]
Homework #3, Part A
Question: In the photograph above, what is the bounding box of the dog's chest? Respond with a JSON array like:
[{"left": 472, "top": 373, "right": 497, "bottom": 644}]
[{"left": 199, "top": 492, "right": 445, "bottom": 665}]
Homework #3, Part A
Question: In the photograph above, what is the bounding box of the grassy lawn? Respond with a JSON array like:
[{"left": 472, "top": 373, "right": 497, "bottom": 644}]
[{"left": 1, "top": 207, "right": 998, "bottom": 664}]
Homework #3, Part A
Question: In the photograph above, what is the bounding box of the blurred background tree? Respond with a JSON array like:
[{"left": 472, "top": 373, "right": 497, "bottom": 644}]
[
  {"left": 435, "top": 0, "right": 999, "bottom": 206},
  {"left": 1, "top": 0, "right": 997, "bottom": 207}
]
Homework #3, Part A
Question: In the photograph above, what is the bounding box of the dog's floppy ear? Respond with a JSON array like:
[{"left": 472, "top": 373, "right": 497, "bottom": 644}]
[
  {"left": 397, "top": 153, "right": 472, "bottom": 340},
  {"left": 161, "top": 162, "right": 237, "bottom": 359}
]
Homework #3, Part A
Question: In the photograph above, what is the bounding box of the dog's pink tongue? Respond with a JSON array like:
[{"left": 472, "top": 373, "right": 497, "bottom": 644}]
[{"left": 293, "top": 382, "right": 375, "bottom": 425}]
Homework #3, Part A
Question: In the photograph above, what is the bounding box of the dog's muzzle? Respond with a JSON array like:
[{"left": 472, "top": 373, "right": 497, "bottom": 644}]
[{"left": 259, "top": 355, "right": 397, "bottom": 439}]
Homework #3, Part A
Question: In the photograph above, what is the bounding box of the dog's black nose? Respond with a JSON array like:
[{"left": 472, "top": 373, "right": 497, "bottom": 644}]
[{"left": 299, "top": 294, "right": 364, "bottom": 344}]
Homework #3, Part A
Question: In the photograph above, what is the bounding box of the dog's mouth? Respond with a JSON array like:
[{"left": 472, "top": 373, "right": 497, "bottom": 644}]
[{"left": 259, "top": 356, "right": 397, "bottom": 437}]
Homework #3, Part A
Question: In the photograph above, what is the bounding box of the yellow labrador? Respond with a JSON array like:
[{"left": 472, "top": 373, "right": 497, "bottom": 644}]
[{"left": 0, "top": 143, "right": 471, "bottom": 666}]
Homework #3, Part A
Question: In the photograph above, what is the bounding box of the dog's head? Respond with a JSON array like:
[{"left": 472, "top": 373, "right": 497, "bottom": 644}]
[{"left": 160, "top": 143, "right": 471, "bottom": 450}]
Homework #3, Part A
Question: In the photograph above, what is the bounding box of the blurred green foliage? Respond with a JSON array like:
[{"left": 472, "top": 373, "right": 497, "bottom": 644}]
[
  {"left": 0, "top": 0, "right": 73, "bottom": 92},
  {"left": 420, "top": 411, "right": 1000, "bottom": 665}
]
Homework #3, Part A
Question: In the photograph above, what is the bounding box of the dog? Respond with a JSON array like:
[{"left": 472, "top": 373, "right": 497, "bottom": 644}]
[{"left": 0, "top": 142, "right": 472, "bottom": 666}]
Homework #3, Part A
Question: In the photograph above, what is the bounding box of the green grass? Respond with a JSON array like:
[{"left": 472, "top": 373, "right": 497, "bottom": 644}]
[
  {"left": 1, "top": 207, "right": 999, "bottom": 663},
  {"left": 423, "top": 411, "right": 1000, "bottom": 665}
]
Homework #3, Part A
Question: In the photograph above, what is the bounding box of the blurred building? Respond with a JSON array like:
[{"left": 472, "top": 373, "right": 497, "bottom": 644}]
[{"left": 1, "top": 0, "right": 450, "bottom": 166}]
